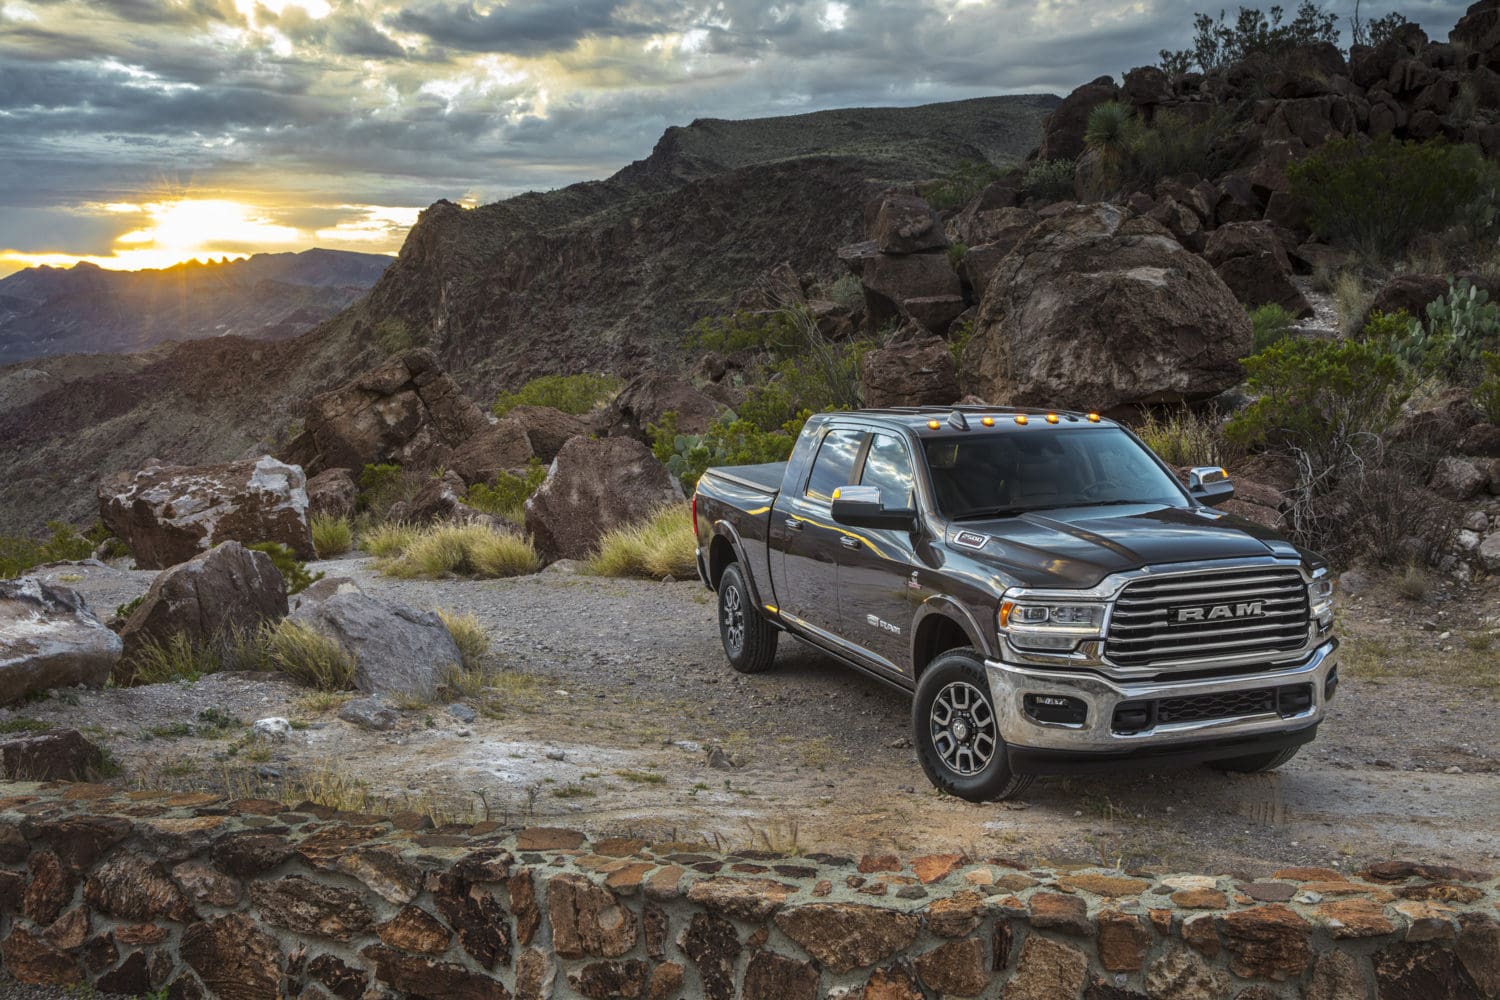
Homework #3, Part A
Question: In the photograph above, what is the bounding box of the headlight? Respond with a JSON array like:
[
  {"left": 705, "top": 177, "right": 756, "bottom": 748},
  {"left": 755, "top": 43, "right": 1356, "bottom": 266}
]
[
  {"left": 1309, "top": 571, "right": 1335, "bottom": 621},
  {"left": 999, "top": 599, "right": 1105, "bottom": 651}
]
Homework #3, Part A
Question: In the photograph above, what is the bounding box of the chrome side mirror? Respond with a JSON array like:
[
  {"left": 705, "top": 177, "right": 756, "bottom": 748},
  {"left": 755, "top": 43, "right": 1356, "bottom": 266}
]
[
  {"left": 1187, "top": 466, "right": 1235, "bottom": 507},
  {"left": 831, "top": 485, "right": 918, "bottom": 531}
]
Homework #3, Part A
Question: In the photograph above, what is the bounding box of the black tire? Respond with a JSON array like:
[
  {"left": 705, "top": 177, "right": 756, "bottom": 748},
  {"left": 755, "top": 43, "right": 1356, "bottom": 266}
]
[
  {"left": 913, "top": 648, "right": 1034, "bottom": 801},
  {"left": 1209, "top": 746, "right": 1301, "bottom": 773},
  {"left": 717, "top": 563, "right": 778, "bottom": 674}
]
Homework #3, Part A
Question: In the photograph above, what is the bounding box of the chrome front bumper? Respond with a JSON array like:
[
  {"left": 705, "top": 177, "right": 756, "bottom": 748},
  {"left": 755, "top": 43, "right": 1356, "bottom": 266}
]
[{"left": 984, "top": 639, "right": 1339, "bottom": 754}]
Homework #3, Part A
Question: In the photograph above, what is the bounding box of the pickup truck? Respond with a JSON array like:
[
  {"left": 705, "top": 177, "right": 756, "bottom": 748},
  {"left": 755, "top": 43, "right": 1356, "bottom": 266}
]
[{"left": 691, "top": 407, "right": 1338, "bottom": 801}]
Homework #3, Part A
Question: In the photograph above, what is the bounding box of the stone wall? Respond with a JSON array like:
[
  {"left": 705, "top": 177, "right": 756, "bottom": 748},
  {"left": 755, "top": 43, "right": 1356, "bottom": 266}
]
[{"left": 0, "top": 782, "right": 1495, "bottom": 1000}]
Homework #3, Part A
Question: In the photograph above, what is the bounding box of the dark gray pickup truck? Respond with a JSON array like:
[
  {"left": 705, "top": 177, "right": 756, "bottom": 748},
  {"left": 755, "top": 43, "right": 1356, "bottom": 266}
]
[{"left": 691, "top": 407, "right": 1338, "bottom": 800}]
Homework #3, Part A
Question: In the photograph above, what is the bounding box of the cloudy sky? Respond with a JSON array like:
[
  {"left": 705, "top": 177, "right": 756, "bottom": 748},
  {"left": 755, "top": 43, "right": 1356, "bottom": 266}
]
[{"left": 0, "top": 0, "right": 1469, "bottom": 277}]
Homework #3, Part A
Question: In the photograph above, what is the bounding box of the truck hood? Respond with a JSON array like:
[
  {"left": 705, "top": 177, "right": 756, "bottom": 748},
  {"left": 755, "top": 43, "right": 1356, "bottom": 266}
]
[{"left": 947, "top": 503, "right": 1310, "bottom": 590}]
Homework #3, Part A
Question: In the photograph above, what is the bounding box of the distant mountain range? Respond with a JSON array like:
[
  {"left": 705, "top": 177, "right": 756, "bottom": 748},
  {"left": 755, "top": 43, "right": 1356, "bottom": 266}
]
[{"left": 0, "top": 248, "right": 392, "bottom": 362}]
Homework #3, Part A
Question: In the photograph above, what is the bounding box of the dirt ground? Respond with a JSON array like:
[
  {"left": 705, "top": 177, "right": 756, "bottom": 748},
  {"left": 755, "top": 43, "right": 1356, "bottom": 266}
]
[{"left": 9, "top": 556, "right": 1499, "bottom": 879}]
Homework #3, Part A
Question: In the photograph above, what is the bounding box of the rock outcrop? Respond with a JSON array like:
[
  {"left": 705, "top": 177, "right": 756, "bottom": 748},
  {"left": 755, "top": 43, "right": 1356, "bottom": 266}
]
[
  {"left": 603, "top": 373, "right": 723, "bottom": 441},
  {"left": 289, "top": 592, "right": 462, "bottom": 701},
  {"left": 305, "top": 468, "right": 358, "bottom": 520},
  {"left": 99, "top": 456, "right": 314, "bottom": 570},
  {"left": 116, "top": 542, "right": 288, "bottom": 680},
  {"left": 445, "top": 421, "right": 535, "bottom": 489},
  {"left": 282, "top": 349, "right": 491, "bottom": 478},
  {"left": 839, "top": 191, "right": 966, "bottom": 336},
  {"left": 0, "top": 579, "right": 120, "bottom": 705},
  {"left": 968, "top": 205, "right": 1250, "bottom": 411},
  {"left": 525, "top": 437, "right": 682, "bottom": 563},
  {"left": 860, "top": 337, "right": 960, "bottom": 409}
]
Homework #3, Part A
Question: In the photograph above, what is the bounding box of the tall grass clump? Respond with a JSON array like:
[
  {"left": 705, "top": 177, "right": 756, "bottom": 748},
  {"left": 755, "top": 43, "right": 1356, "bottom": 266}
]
[
  {"left": 1135, "top": 408, "right": 1234, "bottom": 468},
  {"left": 587, "top": 505, "right": 697, "bottom": 580},
  {"left": 262, "top": 620, "right": 356, "bottom": 691},
  {"left": 362, "top": 522, "right": 418, "bottom": 558},
  {"left": 247, "top": 541, "right": 323, "bottom": 595},
  {"left": 437, "top": 610, "right": 491, "bottom": 672},
  {"left": 310, "top": 514, "right": 353, "bottom": 558},
  {"left": 377, "top": 523, "right": 541, "bottom": 579},
  {"left": 128, "top": 633, "right": 222, "bottom": 685}
]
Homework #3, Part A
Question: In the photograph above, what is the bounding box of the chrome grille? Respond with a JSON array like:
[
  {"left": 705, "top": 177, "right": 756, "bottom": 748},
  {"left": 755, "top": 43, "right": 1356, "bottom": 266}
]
[{"left": 1105, "top": 566, "right": 1310, "bottom": 669}]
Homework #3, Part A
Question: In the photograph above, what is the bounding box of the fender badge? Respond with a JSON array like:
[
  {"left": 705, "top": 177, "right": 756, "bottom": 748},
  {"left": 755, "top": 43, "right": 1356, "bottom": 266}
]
[{"left": 953, "top": 530, "right": 989, "bottom": 550}]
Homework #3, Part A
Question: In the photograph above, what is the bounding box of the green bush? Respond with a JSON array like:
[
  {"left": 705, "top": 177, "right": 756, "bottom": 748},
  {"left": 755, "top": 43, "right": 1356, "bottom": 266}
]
[
  {"left": 825, "top": 274, "right": 865, "bottom": 311},
  {"left": 1160, "top": 1, "right": 1338, "bottom": 73},
  {"left": 687, "top": 309, "right": 806, "bottom": 359},
  {"left": 1476, "top": 352, "right": 1500, "bottom": 424},
  {"left": 1250, "top": 304, "right": 1295, "bottom": 353},
  {"left": 357, "top": 462, "right": 407, "bottom": 519},
  {"left": 1422, "top": 279, "right": 1500, "bottom": 382},
  {"left": 1020, "top": 158, "right": 1077, "bottom": 202},
  {"left": 246, "top": 542, "right": 324, "bottom": 595},
  {"left": 0, "top": 521, "right": 99, "bottom": 579},
  {"left": 924, "top": 159, "right": 1006, "bottom": 211},
  {"left": 1084, "top": 101, "right": 1135, "bottom": 171},
  {"left": 466, "top": 459, "right": 548, "bottom": 524},
  {"left": 491, "top": 373, "right": 621, "bottom": 418},
  {"left": 375, "top": 318, "right": 424, "bottom": 354},
  {"left": 650, "top": 410, "right": 805, "bottom": 492},
  {"left": 1225, "top": 338, "right": 1409, "bottom": 465},
  {"left": 1124, "top": 107, "right": 1239, "bottom": 186},
  {"left": 1288, "top": 137, "right": 1488, "bottom": 261}
]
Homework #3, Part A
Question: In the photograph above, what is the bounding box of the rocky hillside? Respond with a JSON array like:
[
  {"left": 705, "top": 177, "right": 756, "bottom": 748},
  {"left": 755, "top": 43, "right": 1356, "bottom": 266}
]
[
  {"left": 0, "top": 248, "right": 392, "bottom": 362},
  {"left": 0, "top": 95, "right": 1056, "bottom": 534}
]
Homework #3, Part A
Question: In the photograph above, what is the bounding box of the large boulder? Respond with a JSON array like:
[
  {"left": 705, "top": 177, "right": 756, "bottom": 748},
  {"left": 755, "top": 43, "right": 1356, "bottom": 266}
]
[
  {"left": 503, "top": 406, "right": 592, "bottom": 463},
  {"left": 99, "top": 455, "right": 314, "bottom": 570},
  {"left": 395, "top": 470, "right": 504, "bottom": 529},
  {"left": 0, "top": 579, "right": 120, "bottom": 706},
  {"left": 1036, "top": 77, "right": 1119, "bottom": 162},
  {"left": 0, "top": 729, "right": 104, "bottom": 781},
  {"left": 860, "top": 337, "right": 961, "bottom": 408},
  {"left": 1452, "top": 0, "right": 1500, "bottom": 68},
  {"left": 282, "top": 348, "right": 491, "bottom": 477},
  {"left": 870, "top": 192, "right": 947, "bottom": 254},
  {"left": 1203, "top": 222, "right": 1313, "bottom": 317},
  {"left": 947, "top": 206, "right": 1038, "bottom": 256},
  {"left": 525, "top": 437, "right": 682, "bottom": 563},
  {"left": 305, "top": 468, "right": 358, "bottom": 520},
  {"left": 603, "top": 372, "right": 723, "bottom": 441},
  {"left": 289, "top": 592, "right": 462, "bottom": 700},
  {"left": 117, "top": 542, "right": 288, "bottom": 677},
  {"left": 839, "top": 242, "right": 965, "bottom": 335},
  {"left": 445, "top": 420, "right": 535, "bottom": 488},
  {"left": 968, "top": 204, "right": 1251, "bottom": 411}
]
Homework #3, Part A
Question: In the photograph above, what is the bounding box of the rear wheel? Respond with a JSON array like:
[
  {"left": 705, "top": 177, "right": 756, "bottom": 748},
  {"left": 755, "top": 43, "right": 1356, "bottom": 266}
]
[
  {"left": 914, "top": 648, "right": 1033, "bottom": 801},
  {"left": 1209, "top": 746, "right": 1301, "bottom": 773},
  {"left": 718, "top": 563, "right": 777, "bottom": 674}
]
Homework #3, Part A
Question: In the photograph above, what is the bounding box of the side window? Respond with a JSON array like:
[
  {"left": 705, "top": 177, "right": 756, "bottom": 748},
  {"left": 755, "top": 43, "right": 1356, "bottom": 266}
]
[
  {"left": 804, "top": 429, "right": 865, "bottom": 503},
  {"left": 859, "top": 433, "right": 916, "bottom": 509}
]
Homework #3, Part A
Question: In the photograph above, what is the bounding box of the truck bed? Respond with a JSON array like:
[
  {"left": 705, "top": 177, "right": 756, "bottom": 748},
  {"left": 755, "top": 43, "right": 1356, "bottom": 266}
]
[{"left": 702, "top": 462, "right": 785, "bottom": 495}]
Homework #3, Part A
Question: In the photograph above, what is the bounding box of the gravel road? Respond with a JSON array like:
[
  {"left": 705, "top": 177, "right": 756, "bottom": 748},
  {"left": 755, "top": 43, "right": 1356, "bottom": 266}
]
[{"left": 10, "top": 556, "right": 1499, "bottom": 879}]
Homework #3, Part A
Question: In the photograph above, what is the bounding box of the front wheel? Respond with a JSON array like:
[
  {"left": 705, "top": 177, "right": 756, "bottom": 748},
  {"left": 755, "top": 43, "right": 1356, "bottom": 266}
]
[
  {"left": 913, "top": 648, "right": 1033, "bottom": 801},
  {"left": 717, "top": 563, "right": 777, "bottom": 674},
  {"left": 1209, "top": 746, "right": 1300, "bottom": 773}
]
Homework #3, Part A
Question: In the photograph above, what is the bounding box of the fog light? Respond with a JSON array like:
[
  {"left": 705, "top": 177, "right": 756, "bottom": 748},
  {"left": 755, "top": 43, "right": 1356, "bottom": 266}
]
[
  {"left": 1024, "top": 694, "right": 1087, "bottom": 726},
  {"left": 1278, "top": 684, "right": 1314, "bottom": 716},
  {"left": 1113, "top": 704, "right": 1152, "bottom": 734}
]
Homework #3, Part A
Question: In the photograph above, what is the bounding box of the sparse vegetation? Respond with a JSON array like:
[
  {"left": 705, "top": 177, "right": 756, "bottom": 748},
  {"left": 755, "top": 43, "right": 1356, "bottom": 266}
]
[
  {"left": 1160, "top": 1, "right": 1339, "bottom": 73},
  {"left": 1249, "top": 303, "right": 1295, "bottom": 353},
  {"left": 1332, "top": 271, "right": 1374, "bottom": 336},
  {"left": 924, "top": 158, "right": 1006, "bottom": 210},
  {"left": 375, "top": 523, "right": 542, "bottom": 579},
  {"left": 358, "top": 462, "right": 411, "bottom": 520},
  {"left": 261, "top": 620, "right": 356, "bottom": 691},
  {"left": 466, "top": 460, "right": 548, "bottom": 524},
  {"left": 1394, "top": 564, "right": 1431, "bottom": 602},
  {"left": 128, "top": 632, "right": 223, "bottom": 685},
  {"left": 1020, "top": 158, "right": 1076, "bottom": 203},
  {"left": 587, "top": 505, "right": 697, "bottom": 579},
  {"left": 0, "top": 718, "right": 51, "bottom": 734},
  {"left": 437, "top": 610, "right": 491, "bottom": 672},
  {"left": 311, "top": 514, "right": 353, "bottom": 558},
  {"left": 492, "top": 373, "right": 620, "bottom": 418},
  {"left": 362, "top": 521, "right": 418, "bottom": 558},
  {"left": 0, "top": 520, "right": 100, "bottom": 579},
  {"left": 650, "top": 410, "right": 804, "bottom": 492},
  {"left": 1135, "top": 408, "right": 1233, "bottom": 468},
  {"left": 374, "top": 318, "right": 424, "bottom": 353},
  {"left": 247, "top": 541, "right": 323, "bottom": 595},
  {"left": 1476, "top": 352, "right": 1500, "bottom": 424}
]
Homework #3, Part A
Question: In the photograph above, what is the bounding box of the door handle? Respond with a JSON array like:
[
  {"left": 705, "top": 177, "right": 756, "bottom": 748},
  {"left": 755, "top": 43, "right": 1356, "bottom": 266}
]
[
  {"left": 784, "top": 518, "right": 803, "bottom": 531},
  {"left": 839, "top": 536, "right": 860, "bottom": 549}
]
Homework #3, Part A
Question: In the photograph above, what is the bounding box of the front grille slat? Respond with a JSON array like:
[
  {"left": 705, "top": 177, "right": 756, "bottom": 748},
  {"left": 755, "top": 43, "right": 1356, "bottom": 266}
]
[{"left": 1105, "top": 566, "right": 1310, "bottom": 669}]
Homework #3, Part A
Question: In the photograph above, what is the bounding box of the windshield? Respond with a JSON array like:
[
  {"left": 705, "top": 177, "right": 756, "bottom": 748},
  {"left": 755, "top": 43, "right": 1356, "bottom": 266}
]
[{"left": 923, "top": 427, "right": 1188, "bottom": 519}]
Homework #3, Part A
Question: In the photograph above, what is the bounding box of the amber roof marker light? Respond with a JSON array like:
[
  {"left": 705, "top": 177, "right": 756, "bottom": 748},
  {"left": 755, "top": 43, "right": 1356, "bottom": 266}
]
[
  {"left": 1014, "top": 414, "right": 1029, "bottom": 425},
  {"left": 1087, "top": 412, "right": 1101, "bottom": 423},
  {"left": 1045, "top": 413, "right": 1059, "bottom": 424},
  {"left": 927, "top": 419, "right": 941, "bottom": 430},
  {"left": 981, "top": 416, "right": 995, "bottom": 427}
]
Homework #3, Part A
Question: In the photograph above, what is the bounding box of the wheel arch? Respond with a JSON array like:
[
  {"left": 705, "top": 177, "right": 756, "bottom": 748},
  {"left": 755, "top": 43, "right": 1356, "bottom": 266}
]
[{"left": 911, "top": 600, "right": 991, "bottom": 678}]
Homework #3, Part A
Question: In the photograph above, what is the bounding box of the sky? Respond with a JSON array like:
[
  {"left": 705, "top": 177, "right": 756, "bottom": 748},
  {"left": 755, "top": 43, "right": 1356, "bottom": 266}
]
[{"left": 0, "top": 0, "right": 1472, "bottom": 278}]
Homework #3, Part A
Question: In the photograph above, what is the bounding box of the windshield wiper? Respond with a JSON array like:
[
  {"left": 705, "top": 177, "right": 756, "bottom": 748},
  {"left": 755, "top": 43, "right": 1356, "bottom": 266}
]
[{"left": 951, "top": 506, "right": 1040, "bottom": 520}]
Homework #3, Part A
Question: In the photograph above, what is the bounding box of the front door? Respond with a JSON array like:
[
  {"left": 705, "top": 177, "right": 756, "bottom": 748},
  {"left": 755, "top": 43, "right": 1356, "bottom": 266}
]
[
  {"left": 836, "top": 431, "right": 921, "bottom": 674},
  {"left": 770, "top": 427, "right": 865, "bottom": 638}
]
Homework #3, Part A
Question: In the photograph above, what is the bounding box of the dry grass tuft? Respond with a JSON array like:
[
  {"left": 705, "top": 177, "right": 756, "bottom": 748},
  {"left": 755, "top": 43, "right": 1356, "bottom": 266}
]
[
  {"left": 262, "top": 620, "right": 357, "bottom": 691},
  {"left": 587, "top": 504, "right": 697, "bottom": 579},
  {"left": 362, "top": 522, "right": 418, "bottom": 558},
  {"left": 437, "top": 609, "right": 491, "bottom": 671},
  {"left": 377, "top": 523, "right": 541, "bottom": 579},
  {"left": 311, "top": 514, "right": 353, "bottom": 557}
]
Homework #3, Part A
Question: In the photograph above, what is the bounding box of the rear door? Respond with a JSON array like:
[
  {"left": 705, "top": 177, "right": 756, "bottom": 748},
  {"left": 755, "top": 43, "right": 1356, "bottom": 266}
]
[
  {"left": 836, "top": 431, "right": 922, "bottom": 673},
  {"left": 769, "top": 426, "right": 865, "bottom": 638}
]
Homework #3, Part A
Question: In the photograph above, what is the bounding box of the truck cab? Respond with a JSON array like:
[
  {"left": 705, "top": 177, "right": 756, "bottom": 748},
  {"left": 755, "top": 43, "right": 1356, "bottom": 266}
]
[{"left": 692, "top": 407, "right": 1338, "bottom": 801}]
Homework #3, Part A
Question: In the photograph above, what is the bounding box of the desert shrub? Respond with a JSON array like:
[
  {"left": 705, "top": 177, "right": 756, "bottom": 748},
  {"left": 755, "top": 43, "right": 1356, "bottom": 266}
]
[
  {"left": 948, "top": 317, "right": 976, "bottom": 366},
  {"left": 1160, "top": 1, "right": 1338, "bottom": 73},
  {"left": 129, "top": 633, "right": 221, "bottom": 685},
  {"left": 491, "top": 373, "right": 620, "bottom": 418},
  {"left": 1127, "top": 108, "right": 1240, "bottom": 187},
  {"left": 687, "top": 309, "right": 806, "bottom": 359},
  {"left": 374, "top": 318, "right": 424, "bottom": 354},
  {"left": 262, "top": 620, "right": 356, "bottom": 691},
  {"left": 362, "top": 521, "right": 417, "bottom": 558},
  {"left": 924, "top": 159, "right": 1006, "bottom": 211},
  {"left": 946, "top": 242, "right": 968, "bottom": 268},
  {"left": 0, "top": 521, "right": 99, "bottom": 579},
  {"left": 587, "top": 505, "right": 697, "bottom": 579},
  {"left": 436, "top": 610, "right": 491, "bottom": 672},
  {"left": 1421, "top": 279, "right": 1500, "bottom": 382},
  {"left": 825, "top": 274, "right": 865, "bottom": 310},
  {"left": 466, "top": 460, "right": 547, "bottom": 524},
  {"left": 1288, "top": 137, "right": 1488, "bottom": 261},
  {"left": 310, "top": 514, "right": 352, "bottom": 558},
  {"left": 1020, "top": 158, "right": 1076, "bottom": 202},
  {"left": 1226, "top": 338, "right": 1409, "bottom": 466},
  {"left": 1353, "top": 9, "right": 1413, "bottom": 46},
  {"left": 246, "top": 542, "right": 323, "bottom": 595},
  {"left": 1476, "top": 352, "right": 1500, "bottom": 424},
  {"left": 376, "top": 523, "right": 541, "bottom": 579},
  {"left": 650, "top": 410, "right": 805, "bottom": 492},
  {"left": 1250, "top": 303, "right": 1295, "bottom": 353},
  {"left": 1331, "top": 271, "right": 1373, "bottom": 336},
  {"left": 357, "top": 462, "right": 412, "bottom": 520},
  {"left": 1135, "top": 408, "right": 1235, "bottom": 467},
  {"left": 1084, "top": 101, "right": 1135, "bottom": 178}
]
